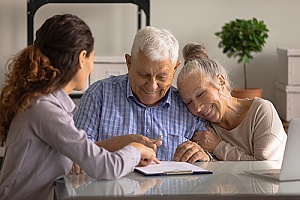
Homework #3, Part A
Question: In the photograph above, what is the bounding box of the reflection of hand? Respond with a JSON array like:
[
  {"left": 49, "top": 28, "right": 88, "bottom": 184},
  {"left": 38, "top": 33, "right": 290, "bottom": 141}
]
[
  {"left": 69, "top": 163, "right": 85, "bottom": 175},
  {"left": 66, "top": 174, "right": 92, "bottom": 189},
  {"left": 192, "top": 126, "right": 221, "bottom": 153},
  {"left": 130, "top": 142, "right": 160, "bottom": 166},
  {"left": 139, "top": 178, "right": 160, "bottom": 194},
  {"left": 173, "top": 140, "right": 210, "bottom": 163},
  {"left": 191, "top": 173, "right": 247, "bottom": 194}
]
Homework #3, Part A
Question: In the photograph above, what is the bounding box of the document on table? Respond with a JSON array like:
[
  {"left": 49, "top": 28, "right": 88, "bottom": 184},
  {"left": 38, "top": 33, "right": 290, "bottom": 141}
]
[{"left": 134, "top": 161, "right": 212, "bottom": 176}]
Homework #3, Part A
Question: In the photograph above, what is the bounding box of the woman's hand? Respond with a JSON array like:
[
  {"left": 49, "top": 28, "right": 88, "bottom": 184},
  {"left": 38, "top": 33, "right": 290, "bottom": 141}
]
[
  {"left": 192, "top": 126, "right": 221, "bottom": 153},
  {"left": 129, "top": 142, "right": 160, "bottom": 166},
  {"left": 69, "top": 163, "right": 84, "bottom": 175}
]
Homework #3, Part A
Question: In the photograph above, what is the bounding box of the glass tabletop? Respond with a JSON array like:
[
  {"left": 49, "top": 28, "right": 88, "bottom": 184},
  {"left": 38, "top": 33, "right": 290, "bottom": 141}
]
[{"left": 57, "top": 161, "right": 300, "bottom": 199}]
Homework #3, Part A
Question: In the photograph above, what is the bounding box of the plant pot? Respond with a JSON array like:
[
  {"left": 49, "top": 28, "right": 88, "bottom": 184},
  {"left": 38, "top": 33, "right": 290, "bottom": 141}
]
[{"left": 231, "top": 88, "right": 263, "bottom": 100}]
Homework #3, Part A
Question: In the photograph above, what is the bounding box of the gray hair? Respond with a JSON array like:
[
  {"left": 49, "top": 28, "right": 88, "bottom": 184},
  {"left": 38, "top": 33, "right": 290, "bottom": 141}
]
[
  {"left": 182, "top": 42, "right": 209, "bottom": 64},
  {"left": 130, "top": 26, "right": 179, "bottom": 65},
  {"left": 178, "top": 43, "right": 231, "bottom": 91}
]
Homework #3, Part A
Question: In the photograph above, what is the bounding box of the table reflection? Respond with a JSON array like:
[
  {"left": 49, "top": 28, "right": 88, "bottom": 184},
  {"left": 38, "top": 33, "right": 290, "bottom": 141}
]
[
  {"left": 65, "top": 173, "right": 158, "bottom": 197},
  {"left": 62, "top": 161, "right": 300, "bottom": 198}
]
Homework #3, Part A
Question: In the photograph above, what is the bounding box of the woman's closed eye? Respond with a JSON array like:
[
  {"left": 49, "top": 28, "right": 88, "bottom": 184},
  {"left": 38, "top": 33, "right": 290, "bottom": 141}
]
[
  {"left": 196, "top": 92, "right": 204, "bottom": 98},
  {"left": 186, "top": 101, "right": 192, "bottom": 106}
]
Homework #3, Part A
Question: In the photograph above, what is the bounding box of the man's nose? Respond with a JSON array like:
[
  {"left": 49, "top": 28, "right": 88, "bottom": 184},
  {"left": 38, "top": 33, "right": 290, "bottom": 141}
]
[{"left": 147, "top": 78, "right": 159, "bottom": 91}]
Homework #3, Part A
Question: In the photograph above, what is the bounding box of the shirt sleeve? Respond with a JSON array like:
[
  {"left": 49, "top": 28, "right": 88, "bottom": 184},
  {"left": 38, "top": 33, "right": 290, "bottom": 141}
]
[
  {"left": 73, "top": 85, "right": 102, "bottom": 142},
  {"left": 31, "top": 100, "right": 141, "bottom": 180},
  {"left": 186, "top": 117, "right": 208, "bottom": 140}
]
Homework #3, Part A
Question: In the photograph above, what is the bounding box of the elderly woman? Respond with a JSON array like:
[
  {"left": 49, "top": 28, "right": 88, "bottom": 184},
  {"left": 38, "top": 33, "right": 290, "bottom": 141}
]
[{"left": 177, "top": 42, "right": 287, "bottom": 161}]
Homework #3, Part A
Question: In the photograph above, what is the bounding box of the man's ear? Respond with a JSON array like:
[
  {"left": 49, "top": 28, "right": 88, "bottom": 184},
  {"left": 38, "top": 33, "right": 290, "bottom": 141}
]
[
  {"left": 125, "top": 54, "right": 131, "bottom": 71},
  {"left": 217, "top": 74, "right": 226, "bottom": 87},
  {"left": 174, "top": 60, "right": 181, "bottom": 71},
  {"left": 78, "top": 50, "right": 87, "bottom": 69}
]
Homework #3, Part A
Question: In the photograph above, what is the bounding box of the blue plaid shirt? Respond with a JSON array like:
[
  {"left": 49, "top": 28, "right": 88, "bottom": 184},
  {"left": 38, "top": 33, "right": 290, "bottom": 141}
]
[{"left": 74, "top": 74, "right": 207, "bottom": 161}]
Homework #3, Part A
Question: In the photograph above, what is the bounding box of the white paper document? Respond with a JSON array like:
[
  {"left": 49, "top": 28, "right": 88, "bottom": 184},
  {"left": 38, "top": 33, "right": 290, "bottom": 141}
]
[{"left": 135, "top": 161, "right": 212, "bottom": 176}]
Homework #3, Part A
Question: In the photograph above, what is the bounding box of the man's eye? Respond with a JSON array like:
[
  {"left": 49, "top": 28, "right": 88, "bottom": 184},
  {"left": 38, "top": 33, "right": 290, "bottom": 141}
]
[
  {"left": 157, "top": 76, "right": 167, "bottom": 81},
  {"left": 186, "top": 101, "right": 192, "bottom": 106},
  {"left": 140, "top": 74, "right": 148, "bottom": 78}
]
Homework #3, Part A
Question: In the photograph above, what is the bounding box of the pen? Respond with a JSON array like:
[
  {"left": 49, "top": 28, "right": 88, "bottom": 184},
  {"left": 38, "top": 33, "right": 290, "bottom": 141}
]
[{"left": 154, "top": 135, "right": 162, "bottom": 145}]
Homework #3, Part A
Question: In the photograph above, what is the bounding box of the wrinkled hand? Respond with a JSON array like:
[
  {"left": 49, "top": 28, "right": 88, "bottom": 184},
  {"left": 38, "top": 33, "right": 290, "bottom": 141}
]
[
  {"left": 130, "top": 142, "right": 160, "bottom": 166},
  {"left": 128, "top": 134, "right": 162, "bottom": 152},
  {"left": 69, "top": 163, "right": 84, "bottom": 175},
  {"left": 173, "top": 140, "right": 210, "bottom": 163},
  {"left": 192, "top": 126, "right": 221, "bottom": 153},
  {"left": 96, "top": 134, "right": 162, "bottom": 153}
]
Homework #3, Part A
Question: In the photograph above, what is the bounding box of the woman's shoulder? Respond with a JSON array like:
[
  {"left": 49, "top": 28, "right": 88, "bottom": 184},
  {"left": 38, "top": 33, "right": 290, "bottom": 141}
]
[
  {"left": 248, "top": 98, "right": 282, "bottom": 125},
  {"left": 251, "top": 97, "right": 275, "bottom": 111}
]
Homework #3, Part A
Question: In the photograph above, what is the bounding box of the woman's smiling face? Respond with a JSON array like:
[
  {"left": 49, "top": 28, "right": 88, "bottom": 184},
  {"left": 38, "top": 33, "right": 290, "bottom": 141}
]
[{"left": 178, "top": 73, "right": 225, "bottom": 122}]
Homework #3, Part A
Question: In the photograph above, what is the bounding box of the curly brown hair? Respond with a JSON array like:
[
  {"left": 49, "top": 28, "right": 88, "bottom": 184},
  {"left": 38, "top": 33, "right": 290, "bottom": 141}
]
[{"left": 0, "top": 14, "right": 94, "bottom": 145}]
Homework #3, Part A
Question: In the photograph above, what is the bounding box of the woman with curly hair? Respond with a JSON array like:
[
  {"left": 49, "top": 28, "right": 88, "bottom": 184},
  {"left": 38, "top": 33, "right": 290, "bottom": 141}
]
[{"left": 0, "top": 14, "right": 158, "bottom": 200}]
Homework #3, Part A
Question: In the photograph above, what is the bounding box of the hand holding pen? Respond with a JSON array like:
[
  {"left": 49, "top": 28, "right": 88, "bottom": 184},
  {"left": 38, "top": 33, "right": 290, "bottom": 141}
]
[
  {"left": 154, "top": 135, "right": 162, "bottom": 146},
  {"left": 154, "top": 135, "right": 162, "bottom": 145},
  {"left": 150, "top": 135, "right": 162, "bottom": 153}
]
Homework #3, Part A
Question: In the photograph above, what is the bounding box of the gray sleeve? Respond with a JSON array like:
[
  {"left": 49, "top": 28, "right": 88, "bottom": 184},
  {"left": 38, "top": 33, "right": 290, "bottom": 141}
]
[{"left": 31, "top": 101, "right": 141, "bottom": 180}]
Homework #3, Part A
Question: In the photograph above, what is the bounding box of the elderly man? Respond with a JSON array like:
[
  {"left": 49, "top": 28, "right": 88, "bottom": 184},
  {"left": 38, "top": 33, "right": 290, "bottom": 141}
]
[{"left": 74, "top": 26, "right": 210, "bottom": 163}]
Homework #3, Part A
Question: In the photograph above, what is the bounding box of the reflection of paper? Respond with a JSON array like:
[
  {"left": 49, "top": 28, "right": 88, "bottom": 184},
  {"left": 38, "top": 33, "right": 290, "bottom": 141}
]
[{"left": 135, "top": 161, "right": 212, "bottom": 176}]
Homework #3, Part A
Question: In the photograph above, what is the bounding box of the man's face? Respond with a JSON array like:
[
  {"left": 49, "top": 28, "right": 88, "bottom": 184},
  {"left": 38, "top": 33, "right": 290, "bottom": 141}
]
[{"left": 125, "top": 51, "right": 179, "bottom": 107}]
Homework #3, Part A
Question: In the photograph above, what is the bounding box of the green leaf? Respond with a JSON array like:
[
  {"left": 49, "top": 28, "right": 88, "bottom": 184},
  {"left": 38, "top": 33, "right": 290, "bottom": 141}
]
[{"left": 215, "top": 17, "right": 269, "bottom": 88}]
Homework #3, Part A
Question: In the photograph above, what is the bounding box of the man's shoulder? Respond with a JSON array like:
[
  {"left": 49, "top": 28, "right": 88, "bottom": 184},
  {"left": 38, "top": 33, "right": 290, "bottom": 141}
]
[
  {"left": 168, "top": 85, "right": 180, "bottom": 95},
  {"left": 168, "top": 86, "right": 185, "bottom": 102},
  {"left": 87, "top": 74, "right": 128, "bottom": 92},
  {"left": 166, "top": 86, "right": 193, "bottom": 112}
]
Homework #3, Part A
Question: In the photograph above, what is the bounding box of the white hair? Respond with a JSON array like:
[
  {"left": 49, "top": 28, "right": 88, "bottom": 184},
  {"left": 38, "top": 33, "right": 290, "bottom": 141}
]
[{"left": 130, "top": 26, "right": 179, "bottom": 65}]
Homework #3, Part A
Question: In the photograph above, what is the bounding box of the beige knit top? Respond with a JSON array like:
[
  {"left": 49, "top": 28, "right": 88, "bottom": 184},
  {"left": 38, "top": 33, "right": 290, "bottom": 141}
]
[{"left": 212, "top": 98, "right": 287, "bottom": 161}]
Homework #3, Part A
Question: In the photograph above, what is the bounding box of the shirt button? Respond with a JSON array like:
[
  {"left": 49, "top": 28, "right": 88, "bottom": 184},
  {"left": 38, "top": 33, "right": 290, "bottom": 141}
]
[{"left": 146, "top": 129, "right": 150, "bottom": 133}]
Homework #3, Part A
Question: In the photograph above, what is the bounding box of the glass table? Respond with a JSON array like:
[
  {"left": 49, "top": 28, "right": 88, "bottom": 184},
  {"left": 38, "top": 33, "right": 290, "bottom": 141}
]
[{"left": 56, "top": 161, "right": 300, "bottom": 199}]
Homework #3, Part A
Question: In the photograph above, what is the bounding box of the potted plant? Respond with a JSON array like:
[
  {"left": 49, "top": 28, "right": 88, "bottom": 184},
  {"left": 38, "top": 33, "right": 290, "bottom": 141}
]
[{"left": 215, "top": 17, "right": 269, "bottom": 99}]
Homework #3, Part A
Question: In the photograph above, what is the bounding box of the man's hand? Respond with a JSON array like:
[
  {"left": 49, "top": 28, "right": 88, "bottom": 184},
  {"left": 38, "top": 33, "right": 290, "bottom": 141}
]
[
  {"left": 192, "top": 126, "right": 221, "bottom": 153},
  {"left": 173, "top": 140, "right": 210, "bottom": 163},
  {"left": 96, "top": 134, "right": 162, "bottom": 153}
]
